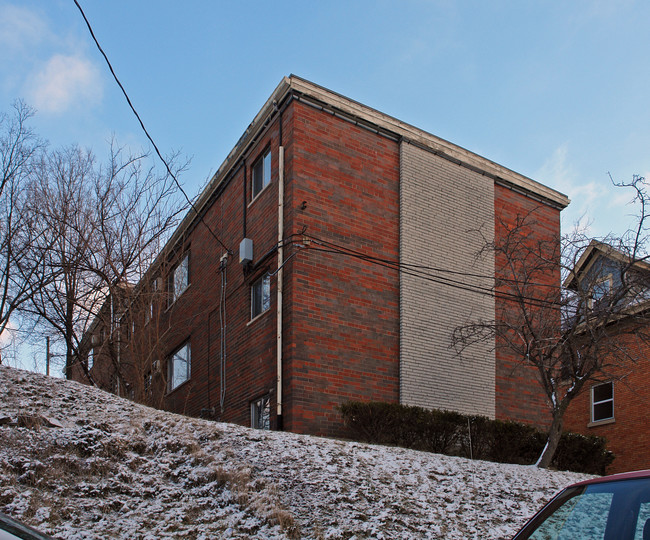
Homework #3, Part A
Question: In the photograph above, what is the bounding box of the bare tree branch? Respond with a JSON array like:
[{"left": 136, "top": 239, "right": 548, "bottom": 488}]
[{"left": 453, "top": 177, "right": 650, "bottom": 468}]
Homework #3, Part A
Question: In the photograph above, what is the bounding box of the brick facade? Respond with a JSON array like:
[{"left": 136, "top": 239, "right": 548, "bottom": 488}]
[
  {"left": 563, "top": 315, "right": 650, "bottom": 474},
  {"left": 493, "top": 185, "right": 560, "bottom": 427},
  {"left": 75, "top": 76, "right": 568, "bottom": 438}
]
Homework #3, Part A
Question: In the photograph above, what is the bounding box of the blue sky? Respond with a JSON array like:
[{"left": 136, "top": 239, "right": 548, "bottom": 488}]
[{"left": 2, "top": 0, "right": 650, "bottom": 239}]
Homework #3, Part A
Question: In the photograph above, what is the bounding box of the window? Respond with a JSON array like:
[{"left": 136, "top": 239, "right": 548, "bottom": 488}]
[
  {"left": 519, "top": 478, "right": 650, "bottom": 539},
  {"left": 168, "top": 254, "right": 189, "bottom": 306},
  {"left": 146, "top": 278, "right": 159, "bottom": 324},
  {"left": 122, "top": 317, "right": 135, "bottom": 341},
  {"left": 251, "top": 148, "right": 271, "bottom": 200},
  {"left": 589, "top": 275, "right": 612, "bottom": 308},
  {"left": 251, "top": 395, "right": 270, "bottom": 430},
  {"left": 527, "top": 489, "right": 613, "bottom": 539},
  {"left": 168, "top": 342, "right": 191, "bottom": 392},
  {"left": 251, "top": 273, "right": 271, "bottom": 319},
  {"left": 591, "top": 381, "right": 614, "bottom": 422}
]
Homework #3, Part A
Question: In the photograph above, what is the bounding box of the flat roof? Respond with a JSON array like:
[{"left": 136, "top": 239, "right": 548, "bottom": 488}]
[{"left": 167, "top": 74, "right": 570, "bottom": 259}]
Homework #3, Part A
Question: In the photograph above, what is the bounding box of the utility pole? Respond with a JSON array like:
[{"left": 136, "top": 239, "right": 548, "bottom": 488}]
[{"left": 46, "top": 336, "right": 50, "bottom": 376}]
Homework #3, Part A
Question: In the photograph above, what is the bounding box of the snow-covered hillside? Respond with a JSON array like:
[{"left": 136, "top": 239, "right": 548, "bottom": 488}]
[{"left": 0, "top": 366, "right": 589, "bottom": 539}]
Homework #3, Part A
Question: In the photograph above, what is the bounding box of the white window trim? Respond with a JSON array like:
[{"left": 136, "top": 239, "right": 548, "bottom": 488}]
[
  {"left": 144, "top": 371, "right": 152, "bottom": 395},
  {"left": 251, "top": 395, "right": 271, "bottom": 430},
  {"left": 588, "top": 274, "right": 613, "bottom": 308},
  {"left": 250, "top": 273, "right": 271, "bottom": 321},
  {"left": 250, "top": 148, "right": 271, "bottom": 203},
  {"left": 590, "top": 381, "right": 614, "bottom": 424},
  {"left": 168, "top": 253, "right": 190, "bottom": 308},
  {"left": 168, "top": 342, "right": 191, "bottom": 393}
]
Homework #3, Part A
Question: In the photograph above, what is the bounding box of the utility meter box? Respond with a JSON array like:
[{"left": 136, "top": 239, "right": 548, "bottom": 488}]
[{"left": 239, "top": 238, "right": 253, "bottom": 265}]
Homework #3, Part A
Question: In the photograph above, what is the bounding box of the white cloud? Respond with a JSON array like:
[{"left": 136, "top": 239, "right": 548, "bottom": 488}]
[
  {"left": 0, "top": 4, "right": 48, "bottom": 52},
  {"left": 27, "top": 54, "right": 103, "bottom": 115},
  {"left": 536, "top": 144, "right": 610, "bottom": 232}
]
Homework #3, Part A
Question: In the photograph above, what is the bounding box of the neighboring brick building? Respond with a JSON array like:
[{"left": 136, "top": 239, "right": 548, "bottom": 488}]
[
  {"left": 75, "top": 75, "right": 569, "bottom": 437},
  {"left": 562, "top": 241, "right": 650, "bottom": 473}
]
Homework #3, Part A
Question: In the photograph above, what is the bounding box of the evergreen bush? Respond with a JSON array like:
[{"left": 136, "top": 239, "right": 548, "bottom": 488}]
[{"left": 339, "top": 401, "right": 614, "bottom": 474}]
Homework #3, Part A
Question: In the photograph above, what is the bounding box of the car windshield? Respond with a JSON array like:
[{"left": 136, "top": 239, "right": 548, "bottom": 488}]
[{"left": 518, "top": 477, "right": 650, "bottom": 540}]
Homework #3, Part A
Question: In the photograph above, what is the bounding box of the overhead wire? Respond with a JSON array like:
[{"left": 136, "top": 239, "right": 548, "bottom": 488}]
[
  {"left": 295, "top": 233, "right": 564, "bottom": 310},
  {"left": 72, "top": 0, "right": 562, "bottom": 314},
  {"left": 72, "top": 0, "right": 568, "bottom": 318},
  {"left": 301, "top": 233, "right": 562, "bottom": 290},
  {"left": 72, "top": 0, "right": 231, "bottom": 255}
]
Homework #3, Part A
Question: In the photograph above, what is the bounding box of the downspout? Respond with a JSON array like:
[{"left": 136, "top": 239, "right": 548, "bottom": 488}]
[
  {"left": 242, "top": 159, "right": 247, "bottom": 238},
  {"left": 276, "top": 113, "right": 284, "bottom": 430}
]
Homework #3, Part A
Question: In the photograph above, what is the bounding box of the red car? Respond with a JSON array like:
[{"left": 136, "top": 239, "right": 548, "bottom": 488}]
[{"left": 513, "top": 470, "right": 650, "bottom": 539}]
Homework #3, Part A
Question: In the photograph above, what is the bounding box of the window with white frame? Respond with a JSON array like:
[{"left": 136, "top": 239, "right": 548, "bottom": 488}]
[
  {"left": 251, "top": 148, "right": 271, "bottom": 200},
  {"left": 168, "top": 342, "right": 191, "bottom": 392},
  {"left": 168, "top": 254, "right": 189, "bottom": 306},
  {"left": 144, "top": 371, "right": 152, "bottom": 395},
  {"left": 251, "top": 273, "right": 271, "bottom": 319},
  {"left": 591, "top": 381, "right": 614, "bottom": 422},
  {"left": 589, "top": 275, "right": 613, "bottom": 307},
  {"left": 122, "top": 316, "right": 134, "bottom": 341},
  {"left": 146, "top": 277, "right": 160, "bottom": 323},
  {"left": 251, "top": 395, "right": 270, "bottom": 430}
]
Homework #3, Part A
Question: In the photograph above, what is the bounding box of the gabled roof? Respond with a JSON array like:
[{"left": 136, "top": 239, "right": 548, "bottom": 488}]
[{"left": 564, "top": 239, "right": 650, "bottom": 290}]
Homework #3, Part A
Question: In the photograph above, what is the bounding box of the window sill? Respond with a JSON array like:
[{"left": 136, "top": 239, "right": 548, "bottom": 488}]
[
  {"left": 247, "top": 308, "right": 271, "bottom": 326},
  {"left": 248, "top": 181, "right": 272, "bottom": 207},
  {"left": 166, "top": 378, "right": 191, "bottom": 396},
  {"left": 588, "top": 417, "right": 615, "bottom": 428},
  {"left": 165, "top": 283, "right": 191, "bottom": 313}
]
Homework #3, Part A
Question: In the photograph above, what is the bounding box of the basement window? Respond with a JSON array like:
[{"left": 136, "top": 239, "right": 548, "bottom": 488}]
[
  {"left": 591, "top": 381, "right": 614, "bottom": 423},
  {"left": 168, "top": 342, "right": 191, "bottom": 392},
  {"left": 144, "top": 371, "right": 152, "bottom": 395},
  {"left": 251, "top": 273, "right": 271, "bottom": 319},
  {"left": 251, "top": 148, "right": 271, "bottom": 200},
  {"left": 251, "top": 395, "right": 270, "bottom": 430}
]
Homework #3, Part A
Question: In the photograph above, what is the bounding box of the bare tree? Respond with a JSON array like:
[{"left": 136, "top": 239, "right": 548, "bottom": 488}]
[
  {"left": 453, "top": 176, "right": 650, "bottom": 468},
  {"left": 22, "top": 142, "right": 185, "bottom": 379},
  {"left": 111, "top": 269, "right": 173, "bottom": 407},
  {"left": 0, "top": 101, "right": 46, "bottom": 356}
]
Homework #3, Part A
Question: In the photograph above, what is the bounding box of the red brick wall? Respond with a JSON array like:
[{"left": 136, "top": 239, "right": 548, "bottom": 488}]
[
  {"left": 145, "top": 111, "right": 287, "bottom": 425},
  {"left": 284, "top": 100, "right": 401, "bottom": 436},
  {"left": 161, "top": 98, "right": 403, "bottom": 436},
  {"left": 563, "top": 326, "right": 650, "bottom": 473},
  {"left": 81, "top": 96, "right": 565, "bottom": 441},
  {"left": 493, "top": 184, "right": 561, "bottom": 428}
]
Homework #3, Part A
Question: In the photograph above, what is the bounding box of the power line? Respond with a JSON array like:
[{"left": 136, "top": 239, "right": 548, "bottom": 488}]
[
  {"left": 72, "top": 0, "right": 231, "bottom": 255},
  {"left": 302, "top": 233, "right": 561, "bottom": 290},
  {"left": 298, "top": 234, "right": 564, "bottom": 310},
  {"left": 71, "top": 0, "right": 559, "bottom": 308}
]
